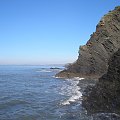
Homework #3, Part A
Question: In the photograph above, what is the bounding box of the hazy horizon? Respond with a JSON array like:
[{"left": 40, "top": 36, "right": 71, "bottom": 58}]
[
  {"left": 0, "top": 62, "right": 66, "bottom": 66},
  {"left": 0, "top": 0, "right": 119, "bottom": 65}
]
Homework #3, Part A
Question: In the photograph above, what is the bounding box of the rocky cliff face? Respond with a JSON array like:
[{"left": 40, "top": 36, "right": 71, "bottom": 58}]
[
  {"left": 56, "top": 6, "right": 120, "bottom": 79},
  {"left": 82, "top": 48, "right": 120, "bottom": 114}
]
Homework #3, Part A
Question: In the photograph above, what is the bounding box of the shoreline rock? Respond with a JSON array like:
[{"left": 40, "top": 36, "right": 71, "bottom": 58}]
[
  {"left": 56, "top": 6, "right": 120, "bottom": 79},
  {"left": 82, "top": 48, "right": 120, "bottom": 114}
]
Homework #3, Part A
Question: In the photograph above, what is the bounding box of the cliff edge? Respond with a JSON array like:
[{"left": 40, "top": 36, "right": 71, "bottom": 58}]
[{"left": 56, "top": 6, "right": 120, "bottom": 79}]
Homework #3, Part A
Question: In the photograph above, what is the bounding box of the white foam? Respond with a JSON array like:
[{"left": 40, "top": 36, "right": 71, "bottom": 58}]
[
  {"left": 55, "top": 76, "right": 85, "bottom": 81},
  {"left": 62, "top": 91, "right": 82, "bottom": 105},
  {"left": 60, "top": 79, "right": 82, "bottom": 105},
  {"left": 54, "top": 76, "right": 61, "bottom": 79},
  {"left": 74, "top": 77, "right": 84, "bottom": 80}
]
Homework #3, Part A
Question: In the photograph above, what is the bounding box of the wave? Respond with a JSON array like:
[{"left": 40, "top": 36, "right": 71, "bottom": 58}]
[
  {"left": 61, "top": 90, "right": 82, "bottom": 105},
  {"left": 60, "top": 79, "right": 82, "bottom": 105},
  {"left": 55, "top": 76, "right": 84, "bottom": 80},
  {"left": 74, "top": 77, "right": 84, "bottom": 80},
  {"left": 53, "top": 76, "right": 62, "bottom": 79}
]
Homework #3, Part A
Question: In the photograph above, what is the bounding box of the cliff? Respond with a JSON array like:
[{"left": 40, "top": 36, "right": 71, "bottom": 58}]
[
  {"left": 56, "top": 6, "right": 120, "bottom": 79},
  {"left": 82, "top": 48, "right": 120, "bottom": 114}
]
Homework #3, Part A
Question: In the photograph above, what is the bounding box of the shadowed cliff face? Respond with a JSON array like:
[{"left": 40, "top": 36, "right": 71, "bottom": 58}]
[
  {"left": 56, "top": 6, "right": 120, "bottom": 79},
  {"left": 82, "top": 49, "right": 120, "bottom": 114}
]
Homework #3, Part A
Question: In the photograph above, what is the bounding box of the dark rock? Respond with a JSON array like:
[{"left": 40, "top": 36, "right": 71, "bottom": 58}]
[
  {"left": 82, "top": 49, "right": 120, "bottom": 115},
  {"left": 56, "top": 6, "right": 120, "bottom": 79},
  {"left": 50, "top": 67, "right": 60, "bottom": 69}
]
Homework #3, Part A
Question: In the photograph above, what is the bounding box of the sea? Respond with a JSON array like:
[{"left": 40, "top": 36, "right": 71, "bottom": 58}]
[{"left": 0, "top": 65, "right": 95, "bottom": 120}]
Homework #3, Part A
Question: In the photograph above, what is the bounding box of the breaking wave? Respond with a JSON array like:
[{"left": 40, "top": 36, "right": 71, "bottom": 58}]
[{"left": 59, "top": 78, "right": 83, "bottom": 105}]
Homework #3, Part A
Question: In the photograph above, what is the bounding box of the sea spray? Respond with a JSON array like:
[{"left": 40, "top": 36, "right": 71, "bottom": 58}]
[{"left": 60, "top": 78, "right": 84, "bottom": 105}]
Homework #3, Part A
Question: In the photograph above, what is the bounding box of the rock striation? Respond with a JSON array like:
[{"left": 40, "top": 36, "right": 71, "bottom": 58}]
[
  {"left": 82, "top": 48, "right": 120, "bottom": 114},
  {"left": 56, "top": 6, "right": 120, "bottom": 79}
]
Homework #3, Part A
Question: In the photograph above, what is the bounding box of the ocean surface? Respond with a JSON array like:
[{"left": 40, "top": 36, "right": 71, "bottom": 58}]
[{"left": 0, "top": 65, "right": 95, "bottom": 120}]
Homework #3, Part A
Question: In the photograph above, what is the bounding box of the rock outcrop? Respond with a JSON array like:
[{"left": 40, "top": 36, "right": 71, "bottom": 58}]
[
  {"left": 82, "top": 48, "right": 120, "bottom": 114},
  {"left": 56, "top": 6, "right": 120, "bottom": 79}
]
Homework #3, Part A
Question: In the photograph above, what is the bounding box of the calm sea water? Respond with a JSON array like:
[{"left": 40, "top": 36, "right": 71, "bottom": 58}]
[{"left": 0, "top": 65, "right": 93, "bottom": 120}]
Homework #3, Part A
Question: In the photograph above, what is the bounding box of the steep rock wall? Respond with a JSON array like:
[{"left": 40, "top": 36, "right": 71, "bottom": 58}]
[
  {"left": 56, "top": 6, "right": 120, "bottom": 79},
  {"left": 82, "top": 48, "right": 120, "bottom": 114}
]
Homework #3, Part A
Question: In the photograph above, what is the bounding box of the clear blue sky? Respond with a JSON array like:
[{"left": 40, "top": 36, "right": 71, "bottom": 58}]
[{"left": 0, "top": 0, "right": 119, "bottom": 65}]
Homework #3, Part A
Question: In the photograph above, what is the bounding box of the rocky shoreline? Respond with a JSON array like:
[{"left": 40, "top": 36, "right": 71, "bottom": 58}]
[{"left": 56, "top": 6, "right": 120, "bottom": 119}]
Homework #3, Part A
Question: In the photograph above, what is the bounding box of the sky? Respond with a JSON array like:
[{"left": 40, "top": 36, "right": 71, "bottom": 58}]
[{"left": 0, "top": 0, "right": 119, "bottom": 65}]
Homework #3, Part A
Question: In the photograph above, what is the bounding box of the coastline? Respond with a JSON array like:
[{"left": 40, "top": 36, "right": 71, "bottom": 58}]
[
  {"left": 56, "top": 76, "right": 97, "bottom": 106},
  {"left": 55, "top": 70, "right": 100, "bottom": 80},
  {"left": 56, "top": 6, "right": 120, "bottom": 82}
]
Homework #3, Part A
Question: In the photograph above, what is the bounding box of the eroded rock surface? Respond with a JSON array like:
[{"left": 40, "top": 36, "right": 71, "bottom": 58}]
[
  {"left": 56, "top": 6, "right": 120, "bottom": 79},
  {"left": 82, "top": 49, "right": 120, "bottom": 114}
]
